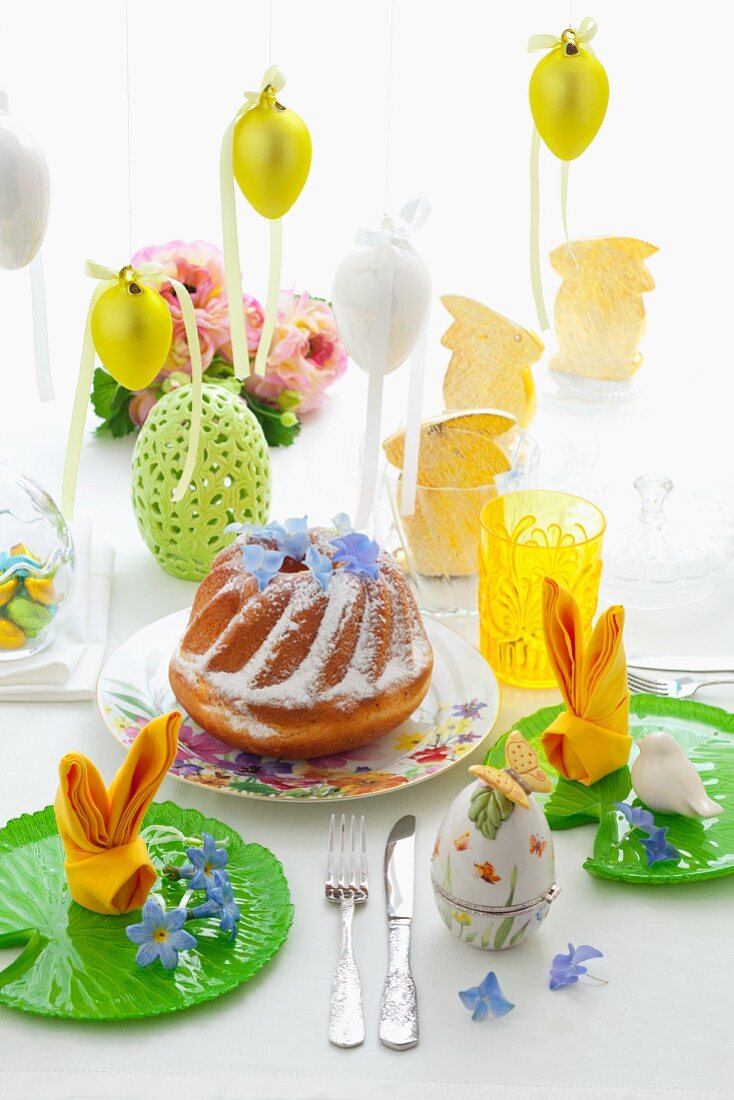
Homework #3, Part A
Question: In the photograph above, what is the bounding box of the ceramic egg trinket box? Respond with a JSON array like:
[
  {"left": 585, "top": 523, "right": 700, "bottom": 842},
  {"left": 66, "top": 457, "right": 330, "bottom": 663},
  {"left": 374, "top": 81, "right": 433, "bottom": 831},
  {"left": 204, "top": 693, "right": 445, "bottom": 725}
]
[{"left": 431, "top": 731, "right": 559, "bottom": 950}]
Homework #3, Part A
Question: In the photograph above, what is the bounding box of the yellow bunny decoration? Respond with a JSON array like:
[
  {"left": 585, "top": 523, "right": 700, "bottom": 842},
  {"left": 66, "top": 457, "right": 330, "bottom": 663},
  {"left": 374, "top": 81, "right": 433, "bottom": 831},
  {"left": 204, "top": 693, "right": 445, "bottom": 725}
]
[
  {"left": 550, "top": 238, "right": 658, "bottom": 381},
  {"left": 54, "top": 712, "right": 181, "bottom": 915}
]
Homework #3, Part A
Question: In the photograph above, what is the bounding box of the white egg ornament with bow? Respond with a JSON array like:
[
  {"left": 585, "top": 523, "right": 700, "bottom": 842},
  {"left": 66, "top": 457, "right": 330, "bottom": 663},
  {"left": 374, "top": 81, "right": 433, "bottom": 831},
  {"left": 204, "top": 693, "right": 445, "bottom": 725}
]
[
  {"left": 332, "top": 198, "right": 432, "bottom": 529},
  {"left": 61, "top": 260, "right": 203, "bottom": 519},
  {"left": 0, "top": 85, "right": 52, "bottom": 401}
]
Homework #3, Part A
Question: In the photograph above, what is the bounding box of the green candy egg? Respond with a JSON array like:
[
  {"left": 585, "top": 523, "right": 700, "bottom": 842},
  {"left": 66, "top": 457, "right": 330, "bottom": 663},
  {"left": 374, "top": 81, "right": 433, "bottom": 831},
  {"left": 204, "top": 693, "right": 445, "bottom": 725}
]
[{"left": 6, "top": 594, "right": 54, "bottom": 638}]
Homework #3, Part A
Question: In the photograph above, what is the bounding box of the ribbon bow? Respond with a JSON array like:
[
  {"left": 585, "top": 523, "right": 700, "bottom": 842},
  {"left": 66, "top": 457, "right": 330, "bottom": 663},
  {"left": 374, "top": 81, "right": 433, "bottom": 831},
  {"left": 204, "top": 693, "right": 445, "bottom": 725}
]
[
  {"left": 355, "top": 196, "right": 432, "bottom": 248},
  {"left": 221, "top": 66, "right": 288, "bottom": 381},
  {"left": 528, "top": 17, "right": 598, "bottom": 52},
  {"left": 61, "top": 259, "right": 203, "bottom": 519}
]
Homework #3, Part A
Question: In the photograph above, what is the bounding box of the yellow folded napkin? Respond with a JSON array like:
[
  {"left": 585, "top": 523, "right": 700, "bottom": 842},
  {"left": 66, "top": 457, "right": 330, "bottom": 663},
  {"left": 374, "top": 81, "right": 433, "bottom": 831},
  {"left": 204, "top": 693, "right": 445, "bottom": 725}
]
[
  {"left": 541, "top": 578, "right": 631, "bottom": 786},
  {"left": 54, "top": 711, "right": 181, "bottom": 914}
]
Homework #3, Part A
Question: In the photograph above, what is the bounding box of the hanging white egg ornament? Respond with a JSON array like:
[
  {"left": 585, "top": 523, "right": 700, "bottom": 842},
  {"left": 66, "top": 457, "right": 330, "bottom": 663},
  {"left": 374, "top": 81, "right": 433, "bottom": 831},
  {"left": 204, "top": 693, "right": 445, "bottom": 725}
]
[
  {"left": 332, "top": 199, "right": 432, "bottom": 528},
  {"left": 431, "top": 735, "right": 559, "bottom": 951},
  {"left": 332, "top": 214, "right": 431, "bottom": 376},
  {"left": 0, "top": 89, "right": 49, "bottom": 271}
]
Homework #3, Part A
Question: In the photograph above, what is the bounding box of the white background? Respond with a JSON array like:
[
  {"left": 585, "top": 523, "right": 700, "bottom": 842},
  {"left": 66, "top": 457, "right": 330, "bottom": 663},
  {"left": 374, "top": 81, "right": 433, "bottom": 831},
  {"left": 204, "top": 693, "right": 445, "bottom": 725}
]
[{"left": 1, "top": 2, "right": 734, "bottom": 1098}]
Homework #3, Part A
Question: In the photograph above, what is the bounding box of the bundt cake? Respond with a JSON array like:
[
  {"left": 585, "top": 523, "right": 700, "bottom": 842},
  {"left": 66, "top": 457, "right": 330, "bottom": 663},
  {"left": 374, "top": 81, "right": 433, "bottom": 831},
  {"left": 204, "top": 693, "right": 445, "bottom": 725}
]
[{"left": 169, "top": 518, "right": 434, "bottom": 758}]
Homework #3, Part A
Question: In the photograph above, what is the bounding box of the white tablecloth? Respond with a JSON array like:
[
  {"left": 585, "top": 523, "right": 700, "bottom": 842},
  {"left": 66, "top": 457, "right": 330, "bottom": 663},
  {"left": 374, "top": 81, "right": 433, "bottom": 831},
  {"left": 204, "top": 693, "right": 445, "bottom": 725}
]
[{"left": 1, "top": 371, "right": 733, "bottom": 1100}]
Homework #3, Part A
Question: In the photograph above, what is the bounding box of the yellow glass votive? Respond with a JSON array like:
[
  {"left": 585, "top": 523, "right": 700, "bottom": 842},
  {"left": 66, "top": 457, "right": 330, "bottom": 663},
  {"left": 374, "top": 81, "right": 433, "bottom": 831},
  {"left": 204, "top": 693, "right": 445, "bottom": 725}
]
[{"left": 479, "top": 490, "right": 606, "bottom": 687}]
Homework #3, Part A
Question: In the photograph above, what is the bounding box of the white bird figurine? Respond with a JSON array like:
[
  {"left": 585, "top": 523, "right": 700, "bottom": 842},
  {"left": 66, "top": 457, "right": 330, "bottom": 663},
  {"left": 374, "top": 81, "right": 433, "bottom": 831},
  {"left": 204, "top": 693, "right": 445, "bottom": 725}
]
[{"left": 631, "top": 731, "right": 722, "bottom": 819}]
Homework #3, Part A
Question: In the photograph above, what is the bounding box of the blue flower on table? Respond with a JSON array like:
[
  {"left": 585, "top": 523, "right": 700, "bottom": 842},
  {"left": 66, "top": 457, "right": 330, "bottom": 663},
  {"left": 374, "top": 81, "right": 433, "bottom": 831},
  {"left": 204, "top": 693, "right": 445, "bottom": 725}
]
[
  {"left": 126, "top": 897, "right": 197, "bottom": 970},
  {"left": 330, "top": 533, "right": 380, "bottom": 581},
  {"left": 241, "top": 543, "right": 285, "bottom": 591},
  {"left": 612, "top": 802, "right": 655, "bottom": 832},
  {"left": 304, "top": 545, "right": 334, "bottom": 591},
  {"left": 458, "top": 971, "right": 515, "bottom": 1022},
  {"left": 179, "top": 833, "right": 229, "bottom": 890},
  {"left": 207, "top": 871, "right": 241, "bottom": 940},
  {"left": 549, "top": 943, "right": 603, "bottom": 990},
  {"left": 640, "top": 826, "right": 681, "bottom": 866},
  {"left": 451, "top": 700, "right": 487, "bottom": 720}
]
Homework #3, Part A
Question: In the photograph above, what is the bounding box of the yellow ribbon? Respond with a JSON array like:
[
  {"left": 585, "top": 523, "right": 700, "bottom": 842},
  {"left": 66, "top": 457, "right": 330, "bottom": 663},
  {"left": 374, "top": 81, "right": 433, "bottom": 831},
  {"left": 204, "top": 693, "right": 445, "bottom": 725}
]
[
  {"left": 61, "top": 260, "right": 202, "bottom": 519},
  {"left": 221, "top": 65, "right": 285, "bottom": 380},
  {"left": 527, "top": 16, "right": 598, "bottom": 52}
]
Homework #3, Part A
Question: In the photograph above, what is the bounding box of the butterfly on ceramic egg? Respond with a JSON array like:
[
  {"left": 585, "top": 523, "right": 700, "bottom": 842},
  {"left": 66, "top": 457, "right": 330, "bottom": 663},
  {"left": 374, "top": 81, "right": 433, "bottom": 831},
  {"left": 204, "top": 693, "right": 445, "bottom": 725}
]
[
  {"left": 474, "top": 861, "right": 501, "bottom": 884},
  {"left": 469, "top": 730, "right": 552, "bottom": 809},
  {"left": 529, "top": 833, "right": 547, "bottom": 857}
]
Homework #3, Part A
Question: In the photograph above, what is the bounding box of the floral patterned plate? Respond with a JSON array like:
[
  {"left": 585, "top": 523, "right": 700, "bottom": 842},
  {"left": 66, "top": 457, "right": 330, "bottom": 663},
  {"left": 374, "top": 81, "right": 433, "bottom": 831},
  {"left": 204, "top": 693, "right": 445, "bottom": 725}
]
[{"left": 97, "top": 611, "right": 500, "bottom": 801}]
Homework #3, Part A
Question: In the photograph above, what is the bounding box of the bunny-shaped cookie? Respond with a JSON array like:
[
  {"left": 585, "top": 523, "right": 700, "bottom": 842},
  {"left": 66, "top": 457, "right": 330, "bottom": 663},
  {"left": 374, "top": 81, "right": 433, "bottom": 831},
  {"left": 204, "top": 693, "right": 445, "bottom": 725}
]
[{"left": 54, "top": 711, "right": 181, "bottom": 914}]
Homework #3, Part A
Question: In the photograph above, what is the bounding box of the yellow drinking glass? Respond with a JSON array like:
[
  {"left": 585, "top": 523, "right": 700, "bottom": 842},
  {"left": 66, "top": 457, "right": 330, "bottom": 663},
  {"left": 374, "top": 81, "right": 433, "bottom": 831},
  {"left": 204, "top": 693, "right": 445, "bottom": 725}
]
[{"left": 479, "top": 490, "right": 606, "bottom": 687}]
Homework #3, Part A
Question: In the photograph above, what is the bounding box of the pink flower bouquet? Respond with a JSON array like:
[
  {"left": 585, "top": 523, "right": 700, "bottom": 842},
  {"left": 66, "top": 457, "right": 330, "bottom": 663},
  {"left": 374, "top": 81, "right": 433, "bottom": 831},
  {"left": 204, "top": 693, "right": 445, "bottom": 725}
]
[{"left": 90, "top": 240, "right": 347, "bottom": 446}]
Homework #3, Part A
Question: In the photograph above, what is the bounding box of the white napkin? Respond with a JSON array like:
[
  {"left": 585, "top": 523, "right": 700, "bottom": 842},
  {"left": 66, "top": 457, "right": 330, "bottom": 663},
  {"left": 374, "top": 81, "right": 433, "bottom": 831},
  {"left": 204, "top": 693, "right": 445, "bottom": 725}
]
[{"left": 0, "top": 520, "right": 114, "bottom": 702}]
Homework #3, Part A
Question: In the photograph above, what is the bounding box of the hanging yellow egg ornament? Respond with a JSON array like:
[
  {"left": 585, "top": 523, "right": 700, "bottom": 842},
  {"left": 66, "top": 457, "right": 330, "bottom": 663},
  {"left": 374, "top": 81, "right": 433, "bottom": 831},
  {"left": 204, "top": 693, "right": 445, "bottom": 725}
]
[
  {"left": 221, "top": 67, "right": 312, "bottom": 381},
  {"left": 61, "top": 260, "right": 203, "bottom": 520},
  {"left": 89, "top": 266, "right": 173, "bottom": 391},
  {"left": 528, "top": 17, "right": 609, "bottom": 328}
]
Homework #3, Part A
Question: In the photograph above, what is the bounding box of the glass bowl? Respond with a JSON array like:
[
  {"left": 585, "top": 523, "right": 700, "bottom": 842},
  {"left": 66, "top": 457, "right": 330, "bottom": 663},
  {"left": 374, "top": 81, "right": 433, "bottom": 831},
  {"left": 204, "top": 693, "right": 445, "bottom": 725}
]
[
  {"left": 382, "top": 427, "right": 540, "bottom": 616},
  {"left": 0, "top": 465, "right": 75, "bottom": 659}
]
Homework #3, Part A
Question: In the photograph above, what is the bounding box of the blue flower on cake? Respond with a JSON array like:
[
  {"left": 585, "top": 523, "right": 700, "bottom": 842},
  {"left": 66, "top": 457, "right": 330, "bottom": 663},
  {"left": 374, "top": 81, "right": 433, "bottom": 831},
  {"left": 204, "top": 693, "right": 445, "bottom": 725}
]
[
  {"left": 458, "top": 971, "right": 515, "bottom": 1021},
  {"left": 330, "top": 512, "right": 354, "bottom": 535},
  {"left": 125, "top": 896, "right": 197, "bottom": 970},
  {"left": 179, "top": 832, "right": 229, "bottom": 890},
  {"left": 304, "top": 545, "right": 334, "bottom": 591},
  {"left": 330, "top": 533, "right": 380, "bottom": 580},
  {"left": 241, "top": 543, "right": 286, "bottom": 591}
]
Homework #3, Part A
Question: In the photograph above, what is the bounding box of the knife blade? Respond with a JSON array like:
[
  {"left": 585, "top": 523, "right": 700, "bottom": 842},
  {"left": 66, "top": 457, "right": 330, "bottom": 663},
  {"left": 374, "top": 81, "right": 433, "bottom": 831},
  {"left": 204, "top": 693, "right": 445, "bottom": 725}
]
[
  {"left": 628, "top": 655, "right": 734, "bottom": 674},
  {"left": 379, "top": 814, "right": 418, "bottom": 1050}
]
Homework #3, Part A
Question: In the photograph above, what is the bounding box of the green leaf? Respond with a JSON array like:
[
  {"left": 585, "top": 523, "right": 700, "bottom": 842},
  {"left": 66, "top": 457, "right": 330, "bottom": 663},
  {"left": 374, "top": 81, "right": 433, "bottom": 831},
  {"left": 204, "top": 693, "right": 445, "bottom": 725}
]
[
  {"left": 509, "top": 920, "right": 531, "bottom": 947},
  {"left": 464, "top": 932, "right": 477, "bottom": 944},
  {"left": 90, "top": 368, "right": 137, "bottom": 438},
  {"left": 242, "top": 392, "right": 301, "bottom": 447},
  {"left": 493, "top": 913, "right": 515, "bottom": 949},
  {"left": 0, "top": 802, "right": 293, "bottom": 1020},
  {"left": 504, "top": 864, "right": 519, "bottom": 907},
  {"left": 480, "top": 923, "right": 494, "bottom": 949},
  {"left": 545, "top": 767, "right": 631, "bottom": 827}
]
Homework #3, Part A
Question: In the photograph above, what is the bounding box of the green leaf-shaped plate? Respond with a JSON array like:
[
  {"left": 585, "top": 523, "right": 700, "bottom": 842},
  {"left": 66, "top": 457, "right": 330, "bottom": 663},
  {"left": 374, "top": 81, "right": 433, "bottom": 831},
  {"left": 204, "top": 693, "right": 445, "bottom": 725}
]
[
  {"left": 486, "top": 695, "right": 734, "bottom": 885},
  {"left": 0, "top": 801, "right": 293, "bottom": 1020}
]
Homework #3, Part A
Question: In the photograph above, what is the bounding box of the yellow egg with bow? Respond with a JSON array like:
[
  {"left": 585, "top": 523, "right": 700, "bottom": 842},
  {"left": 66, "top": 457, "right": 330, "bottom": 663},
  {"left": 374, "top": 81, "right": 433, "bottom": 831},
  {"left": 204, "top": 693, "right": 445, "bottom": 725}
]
[
  {"left": 529, "top": 28, "right": 609, "bottom": 160},
  {"left": 90, "top": 267, "right": 173, "bottom": 391},
  {"left": 233, "top": 83, "right": 312, "bottom": 219}
]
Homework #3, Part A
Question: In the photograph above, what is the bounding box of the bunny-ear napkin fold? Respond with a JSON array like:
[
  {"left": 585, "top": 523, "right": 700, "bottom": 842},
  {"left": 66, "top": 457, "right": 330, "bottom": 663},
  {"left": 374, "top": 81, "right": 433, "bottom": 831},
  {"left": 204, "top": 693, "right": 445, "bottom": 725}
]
[
  {"left": 540, "top": 578, "right": 631, "bottom": 786},
  {"left": 54, "top": 712, "right": 181, "bottom": 915}
]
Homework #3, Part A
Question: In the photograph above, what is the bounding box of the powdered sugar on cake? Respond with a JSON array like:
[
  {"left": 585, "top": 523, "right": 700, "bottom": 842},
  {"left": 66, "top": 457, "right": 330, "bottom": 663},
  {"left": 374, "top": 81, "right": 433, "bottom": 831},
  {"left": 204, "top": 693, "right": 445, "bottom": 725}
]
[{"left": 170, "top": 527, "right": 432, "bottom": 743}]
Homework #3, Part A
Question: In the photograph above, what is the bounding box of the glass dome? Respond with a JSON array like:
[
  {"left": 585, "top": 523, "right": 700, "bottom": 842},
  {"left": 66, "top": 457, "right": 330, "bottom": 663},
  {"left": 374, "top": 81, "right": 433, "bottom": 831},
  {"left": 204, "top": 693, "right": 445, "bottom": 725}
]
[{"left": 0, "top": 465, "right": 75, "bottom": 659}]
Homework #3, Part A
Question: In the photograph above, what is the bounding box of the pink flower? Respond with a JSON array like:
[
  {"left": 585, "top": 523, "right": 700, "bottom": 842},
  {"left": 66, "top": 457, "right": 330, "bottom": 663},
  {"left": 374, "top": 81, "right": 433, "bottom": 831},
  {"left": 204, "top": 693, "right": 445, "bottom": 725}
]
[
  {"left": 245, "top": 290, "right": 348, "bottom": 414},
  {"left": 131, "top": 240, "right": 254, "bottom": 377},
  {"left": 219, "top": 294, "right": 264, "bottom": 358},
  {"left": 129, "top": 388, "right": 158, "bottom": 427}
]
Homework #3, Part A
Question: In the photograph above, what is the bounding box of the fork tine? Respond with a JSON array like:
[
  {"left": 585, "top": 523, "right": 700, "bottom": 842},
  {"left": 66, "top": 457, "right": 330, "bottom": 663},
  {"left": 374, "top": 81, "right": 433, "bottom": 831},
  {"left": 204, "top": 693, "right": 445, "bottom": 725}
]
[
  {"left": 627, "top": 672, "right": 657, "bottom": 693},
  {"left": 326, "top": 813, "right": 336, "bottom": 886},
  {"left": 338, "top": 814, "right": 347, "bottom": 887},
  {"left": 348, "top": 815, "right": 357, "bottom": 888},
  {"left": 359, "top": 816, "right": 368, "bottom": 888}
]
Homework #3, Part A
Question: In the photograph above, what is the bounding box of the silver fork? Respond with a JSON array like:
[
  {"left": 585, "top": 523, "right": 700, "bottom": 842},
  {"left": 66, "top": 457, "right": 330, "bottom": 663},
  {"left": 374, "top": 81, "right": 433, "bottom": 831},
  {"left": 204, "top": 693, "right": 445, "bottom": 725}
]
[
  {"left": 627, "top": 670, "right": 734, "bottom": 699},
  {"left": 325, "top": 814, "right": 368, "bottom": 1048}
]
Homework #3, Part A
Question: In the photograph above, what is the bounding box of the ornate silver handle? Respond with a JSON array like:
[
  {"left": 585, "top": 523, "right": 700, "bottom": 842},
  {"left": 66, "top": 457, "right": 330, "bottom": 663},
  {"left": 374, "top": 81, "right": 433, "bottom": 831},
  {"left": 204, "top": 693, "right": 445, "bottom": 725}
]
[
  {"left": 328, "top": 895, "right": 364, "bottom": 1048},
  {"left": 379, "top": 918, "right": 418, "bottom": 1049}
]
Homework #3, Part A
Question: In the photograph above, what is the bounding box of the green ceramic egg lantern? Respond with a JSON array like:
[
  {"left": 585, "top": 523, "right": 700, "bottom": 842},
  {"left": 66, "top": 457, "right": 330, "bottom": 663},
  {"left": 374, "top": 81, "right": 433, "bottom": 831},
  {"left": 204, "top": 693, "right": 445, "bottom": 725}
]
[{"left": 131, "top": 384, "right": 271, "bottom": 580}]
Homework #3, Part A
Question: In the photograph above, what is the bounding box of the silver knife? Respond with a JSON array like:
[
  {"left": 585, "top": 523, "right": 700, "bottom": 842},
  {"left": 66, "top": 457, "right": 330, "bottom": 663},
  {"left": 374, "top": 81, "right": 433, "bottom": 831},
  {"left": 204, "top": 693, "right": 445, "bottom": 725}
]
[
  {"left": 379, "top": 814, "right": 418, "bottom": 1050},
  {"left": 628, "top": 655, "right": 734, "bottom": 674}
]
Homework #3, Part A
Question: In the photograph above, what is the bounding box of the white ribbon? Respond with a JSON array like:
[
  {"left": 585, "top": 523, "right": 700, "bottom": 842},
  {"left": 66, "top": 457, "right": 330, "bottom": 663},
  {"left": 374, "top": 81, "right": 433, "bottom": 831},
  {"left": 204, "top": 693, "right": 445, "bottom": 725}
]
[
  {"left": 528, "top": 16, "right": 598, "bottom": 52},
  {"left": 29, "top": 250, "right": 54, "bottom": 402},
  {"left": 353, "top": 197, "right": 431, "bottom": 529},
  {"left": 221, "top": 66, "right": 286, "bottom": 381},
  {"left": 61, "top": 260, "right": 202, "bottom": 519}
]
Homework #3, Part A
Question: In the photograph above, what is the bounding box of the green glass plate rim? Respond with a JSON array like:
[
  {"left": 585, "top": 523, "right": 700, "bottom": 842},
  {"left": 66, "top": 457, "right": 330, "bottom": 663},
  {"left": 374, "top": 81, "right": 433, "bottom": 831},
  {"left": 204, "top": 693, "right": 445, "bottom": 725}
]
[{"left": 0, "top": 800, "right": 294, "bottom": 1022}]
